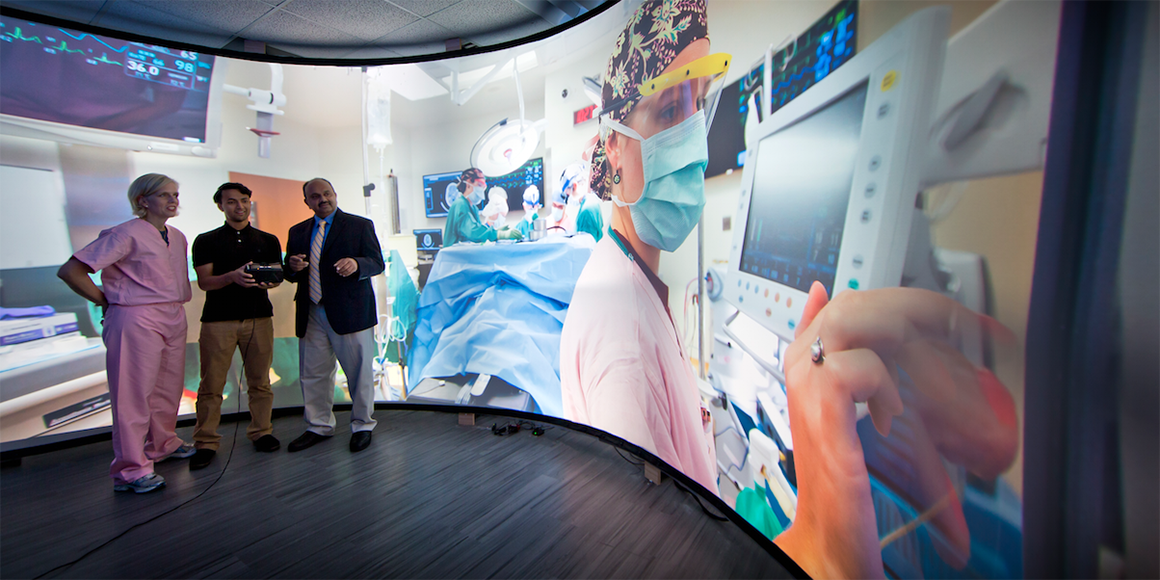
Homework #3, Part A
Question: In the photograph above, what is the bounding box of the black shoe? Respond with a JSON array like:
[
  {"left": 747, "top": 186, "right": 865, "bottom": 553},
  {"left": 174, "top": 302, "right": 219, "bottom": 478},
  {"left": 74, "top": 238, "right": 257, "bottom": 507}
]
[
  {"left": 253, "top": 434, "right": 281, "bottom": 453},
  {"left": 349, "top": 431, "right": 372, "bottom": 453},
  {"left": 287, "top": 431, "right": 330, "bottom": 453},
  {"left": 189, "top": 448, "right": 216, "bottom": 471}
]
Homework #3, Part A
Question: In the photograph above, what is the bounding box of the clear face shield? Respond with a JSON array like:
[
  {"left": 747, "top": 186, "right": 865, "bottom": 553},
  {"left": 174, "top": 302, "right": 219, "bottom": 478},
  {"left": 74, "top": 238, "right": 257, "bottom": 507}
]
[{"left": 601, "top": 53, "right": 731, "bottom": 142}]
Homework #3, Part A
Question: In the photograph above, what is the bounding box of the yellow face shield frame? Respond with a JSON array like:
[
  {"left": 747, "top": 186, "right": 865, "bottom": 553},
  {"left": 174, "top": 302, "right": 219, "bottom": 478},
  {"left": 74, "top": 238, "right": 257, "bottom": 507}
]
[{"left": 638, "top": 53, "right": 731, "bottom": 97}]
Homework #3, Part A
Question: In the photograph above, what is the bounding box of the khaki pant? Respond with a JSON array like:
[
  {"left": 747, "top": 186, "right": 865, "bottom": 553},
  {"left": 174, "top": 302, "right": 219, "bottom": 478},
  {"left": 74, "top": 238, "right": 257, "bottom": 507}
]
[{"left": 194, "top": 318, "right": 275, "bottom": 449}]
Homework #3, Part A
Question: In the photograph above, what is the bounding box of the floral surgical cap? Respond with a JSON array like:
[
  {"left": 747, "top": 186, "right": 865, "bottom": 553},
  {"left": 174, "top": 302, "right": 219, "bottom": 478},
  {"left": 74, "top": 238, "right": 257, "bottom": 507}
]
[{"left": 590, "top": 0, "right": 708, "bottom": 199}]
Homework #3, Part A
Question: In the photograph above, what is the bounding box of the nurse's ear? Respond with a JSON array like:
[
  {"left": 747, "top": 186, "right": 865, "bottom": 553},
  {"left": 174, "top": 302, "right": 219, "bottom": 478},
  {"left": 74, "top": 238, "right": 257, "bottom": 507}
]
[{"left": 604, "top": 131, "right": 623, "bottom": 173}]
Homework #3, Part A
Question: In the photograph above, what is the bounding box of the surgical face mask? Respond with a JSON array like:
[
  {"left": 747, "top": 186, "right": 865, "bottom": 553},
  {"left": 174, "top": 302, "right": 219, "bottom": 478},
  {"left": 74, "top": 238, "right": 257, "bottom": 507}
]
[
  {"left": 493, "top": 215, "right": 507, "bottom": 229},
  {"left": 550, "top": 206, "right": 564, "bottom": 222},
  {"left": 604, "top": 109, "right": 708, "bottom": 252},
  {"left": 468, "top": 188, "right": 485, "bottom": 206},
  {"left": 567, "top": 195, "right": 582, "bottom": 208}
]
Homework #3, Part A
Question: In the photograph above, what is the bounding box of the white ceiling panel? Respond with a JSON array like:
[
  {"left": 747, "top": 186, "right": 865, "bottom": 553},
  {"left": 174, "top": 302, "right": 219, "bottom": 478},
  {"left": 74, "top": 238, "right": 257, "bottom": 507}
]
[
  {"left": 95, "top": 2, "right": 236, "bottom": 48},
  {"left": 241, "top": 8, "right": 362, "bottom": 47},
  {"left": 281, "top": 0, "right": 418, "bottom": 42},
  {"left": 383, "top": 0, "right": 462, "bottom": 19},
  {"left": 137, "top": 0, "right": 277, "bottom": 37}
]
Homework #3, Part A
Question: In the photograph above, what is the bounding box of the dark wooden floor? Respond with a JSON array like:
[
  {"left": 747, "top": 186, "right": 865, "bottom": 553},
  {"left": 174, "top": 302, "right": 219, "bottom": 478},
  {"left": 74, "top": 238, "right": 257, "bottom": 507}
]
[{"left": 2, "top": 410, "right": 796, "bottom": 579}]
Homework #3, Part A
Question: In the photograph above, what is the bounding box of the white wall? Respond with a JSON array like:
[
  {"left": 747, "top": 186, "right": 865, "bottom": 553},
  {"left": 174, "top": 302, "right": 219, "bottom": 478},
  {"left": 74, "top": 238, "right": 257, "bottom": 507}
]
[{"left": 130, "top": 58, "right": 369, "bottom": 241}]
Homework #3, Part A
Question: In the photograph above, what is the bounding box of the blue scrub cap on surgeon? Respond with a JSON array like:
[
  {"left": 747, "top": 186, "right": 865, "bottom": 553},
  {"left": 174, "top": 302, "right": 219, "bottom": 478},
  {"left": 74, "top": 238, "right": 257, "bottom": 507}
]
[{"left": 523, "top": 185, "right": 541, "bottom": 207}]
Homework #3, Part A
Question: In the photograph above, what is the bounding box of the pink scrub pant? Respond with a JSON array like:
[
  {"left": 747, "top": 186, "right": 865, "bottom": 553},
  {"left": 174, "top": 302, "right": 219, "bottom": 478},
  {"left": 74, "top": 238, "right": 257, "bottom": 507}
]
[{"left": 102, "top": 303, "right": 187, "bottom": 484}]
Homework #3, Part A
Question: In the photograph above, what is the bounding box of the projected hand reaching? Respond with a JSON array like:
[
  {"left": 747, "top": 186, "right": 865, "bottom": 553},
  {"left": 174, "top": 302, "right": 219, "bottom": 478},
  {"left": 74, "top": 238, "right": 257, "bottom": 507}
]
[{"left": 773, "top": 282, "right": 1018, "bottom": 580}]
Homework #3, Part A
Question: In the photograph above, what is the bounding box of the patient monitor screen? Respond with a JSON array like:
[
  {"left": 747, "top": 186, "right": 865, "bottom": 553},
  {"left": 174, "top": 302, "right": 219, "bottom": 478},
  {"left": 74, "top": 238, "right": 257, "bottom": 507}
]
[
  {"left": 0, "top": 16, "right": 216, "bottom": 143},
  {"left": 739, "top": 81, "right": 868, "bottom": 295}
]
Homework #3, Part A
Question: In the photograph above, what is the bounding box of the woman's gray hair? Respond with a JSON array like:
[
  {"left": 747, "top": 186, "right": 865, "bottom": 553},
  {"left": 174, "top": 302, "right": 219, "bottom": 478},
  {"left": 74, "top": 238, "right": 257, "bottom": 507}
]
[{"left": 128, "top": 173, "right": 177, "bottom": 218}]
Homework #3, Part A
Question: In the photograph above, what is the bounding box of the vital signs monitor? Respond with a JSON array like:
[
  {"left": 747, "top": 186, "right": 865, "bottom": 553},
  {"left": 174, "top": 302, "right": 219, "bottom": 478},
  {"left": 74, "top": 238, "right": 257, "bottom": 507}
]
[{"left": 727, "top": 7, "right": 950, "bottom": 339}]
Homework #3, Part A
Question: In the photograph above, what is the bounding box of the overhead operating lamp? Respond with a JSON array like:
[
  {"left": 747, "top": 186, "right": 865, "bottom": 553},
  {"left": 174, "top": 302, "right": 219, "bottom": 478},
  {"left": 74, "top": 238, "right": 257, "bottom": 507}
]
[{"left": 470, "top": 61, "right": 546, "bottom": 176}]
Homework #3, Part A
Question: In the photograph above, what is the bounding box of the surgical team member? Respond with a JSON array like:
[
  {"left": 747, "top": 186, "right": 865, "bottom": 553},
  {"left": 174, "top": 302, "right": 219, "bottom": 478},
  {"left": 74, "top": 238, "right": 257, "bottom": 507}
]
[
  {"left": 562, "top": 1, "right": 1019, "bottom": 577},
  {"left": 443, "top": 168, "right": 521, "bottom": 245},
  {"left": 560, "top": 0, "right": 728, "bottom": 495},
  {"left": 57, "top": 173, "right": 195, "bottom": 493},
  {"left": 189, "top": 182, "right": 283, "bottom": 470},
  {"left": 546, "top": 185, "right": 569, "bottom": 233},
  {"left": 285, "top": 178, "right": 385, "bottom": 453},
  {"left": 481, "top": 187, "right": 508, "bottom": 229},
  {"left": 515, "top": 185, "right": 541, "bottom": 238},
  {"left": 561, "top": 160, "right": 603, "bottom": 241}
]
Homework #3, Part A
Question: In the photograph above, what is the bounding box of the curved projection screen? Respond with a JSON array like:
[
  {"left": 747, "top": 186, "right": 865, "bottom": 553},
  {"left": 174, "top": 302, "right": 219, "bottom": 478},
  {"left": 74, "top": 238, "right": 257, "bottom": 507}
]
[{"left": 0, "top": 1, "right": 1041, "bottom": 578}]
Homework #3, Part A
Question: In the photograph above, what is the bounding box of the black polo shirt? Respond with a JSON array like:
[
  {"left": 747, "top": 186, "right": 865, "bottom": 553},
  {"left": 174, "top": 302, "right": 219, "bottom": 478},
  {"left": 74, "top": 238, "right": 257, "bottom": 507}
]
[{"left": 192, "top": 223, "right": 282, "bottom": 322}]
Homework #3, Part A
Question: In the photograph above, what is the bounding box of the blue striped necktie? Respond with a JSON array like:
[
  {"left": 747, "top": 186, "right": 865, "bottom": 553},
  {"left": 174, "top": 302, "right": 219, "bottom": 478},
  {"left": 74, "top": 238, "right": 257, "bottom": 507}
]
[{"left": 309, "top": 221, "right": 325, "bottom": 303}]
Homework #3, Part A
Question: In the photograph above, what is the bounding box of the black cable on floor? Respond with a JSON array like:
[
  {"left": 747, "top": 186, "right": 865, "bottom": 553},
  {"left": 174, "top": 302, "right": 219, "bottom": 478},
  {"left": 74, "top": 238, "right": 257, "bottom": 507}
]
[
  {"left": 36, "top": 322, "right": 258, "bottom": 579},
  {"left": 674, "top": 480, "right": 730, "bottom": 522},
  {"left": 614, "top": 447, "right": 644, "bottom": 466},
  {"left": 610, "top": 445, "right": 728, "bottom": 523}
]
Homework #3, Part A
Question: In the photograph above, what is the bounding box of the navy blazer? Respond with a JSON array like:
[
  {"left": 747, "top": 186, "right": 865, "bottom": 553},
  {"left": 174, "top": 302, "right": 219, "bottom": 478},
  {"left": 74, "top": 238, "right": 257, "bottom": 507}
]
[{"left": 284, "top": 209, "right": 385, "bottom": 337}]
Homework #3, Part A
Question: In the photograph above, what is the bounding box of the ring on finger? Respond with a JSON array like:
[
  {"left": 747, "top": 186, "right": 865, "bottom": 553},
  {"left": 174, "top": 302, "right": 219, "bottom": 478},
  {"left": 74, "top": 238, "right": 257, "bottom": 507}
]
[{"left": 811, "top": 337, "right": 825, "bottom": 364}]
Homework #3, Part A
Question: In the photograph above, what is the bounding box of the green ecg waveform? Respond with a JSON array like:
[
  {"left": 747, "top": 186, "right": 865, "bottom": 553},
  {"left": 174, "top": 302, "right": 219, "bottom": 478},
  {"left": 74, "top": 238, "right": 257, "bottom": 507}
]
[
  {"left": 5, "top": 27, "right": 42, "bottom": 43},
  {"left": 50, "top": 41, "right": 84, "bottom": 54},
  {"left": 92, "top": 53, "right": 121, "bottom": 66}
]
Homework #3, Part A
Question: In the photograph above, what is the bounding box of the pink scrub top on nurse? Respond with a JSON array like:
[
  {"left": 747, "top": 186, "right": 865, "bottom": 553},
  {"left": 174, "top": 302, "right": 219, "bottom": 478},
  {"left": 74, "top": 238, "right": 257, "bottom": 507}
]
[{"left": 74, "top": 218, "right": 192, "bottom": 306}]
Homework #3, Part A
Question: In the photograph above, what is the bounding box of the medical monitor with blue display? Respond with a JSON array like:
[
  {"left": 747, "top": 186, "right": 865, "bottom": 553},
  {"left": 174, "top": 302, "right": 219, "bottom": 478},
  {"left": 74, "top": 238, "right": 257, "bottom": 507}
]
[
  {"left": 423, "top": 171, "right": 465, "bottom": 218},
  {"left": 486, "top": 157, "right": 544, "bottom": 212},
  {"left": 768, "top": 0, "right": 858, "bottom": 117},
  {"left": 728, "top": 7, "right": 949, "bottom": 339},
  {"left": 740, "top": 82, "right": 867, "bottom": 295},
  {"left": 0, "top": 15, "right": 221, "bottom": 150},
  {"left": 423, "top": 158, "right": 544, "bottom": 218}
]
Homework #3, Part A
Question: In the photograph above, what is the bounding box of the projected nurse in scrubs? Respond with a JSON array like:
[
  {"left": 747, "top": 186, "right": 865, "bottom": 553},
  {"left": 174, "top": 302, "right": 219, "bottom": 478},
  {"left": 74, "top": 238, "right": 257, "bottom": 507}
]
[{"left": 561, "top": 1, "right": 1019, "bottom": 578}]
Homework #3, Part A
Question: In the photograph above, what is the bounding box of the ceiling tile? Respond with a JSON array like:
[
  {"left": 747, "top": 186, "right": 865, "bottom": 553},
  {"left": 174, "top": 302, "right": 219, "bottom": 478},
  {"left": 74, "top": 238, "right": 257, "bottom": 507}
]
[
  {"left": 282, "top": 0, "right": 417, "bottom": 42},
  {"left": 240, "top": 8, "right": 362, "bottom": 46},
  {"left": 468, "top": 18, "right": 551, "bottom": 47},
  {"left": 427, "top": 0, "right": 543, "bottom": 39},
  {"left": 369, "top": 17, "right": 454, "bottom": 47},
  {"left": 1, "top": 1, "right": 105, "bottom": 24},
  {"left": 95, "top": 2, "right": 236, "bottom": 47},
  {"left": 384, "top": 0, "right": 461, "bottom": 18},
  {"left": 133, "top": 0, "right": 276, "bottom": 36}
]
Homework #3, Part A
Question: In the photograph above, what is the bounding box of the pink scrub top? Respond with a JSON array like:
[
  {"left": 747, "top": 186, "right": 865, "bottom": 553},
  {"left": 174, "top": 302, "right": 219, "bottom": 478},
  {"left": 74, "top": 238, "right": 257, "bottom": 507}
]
[
  {"left": 560, "top": 232, "right": 718, "bottom": 495},
  {"left": 73, "top": 218, "right": 192, "bottom": 306}
]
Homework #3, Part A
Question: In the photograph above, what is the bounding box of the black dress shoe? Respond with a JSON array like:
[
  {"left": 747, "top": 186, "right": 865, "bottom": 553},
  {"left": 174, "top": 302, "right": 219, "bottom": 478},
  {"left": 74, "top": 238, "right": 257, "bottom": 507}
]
[
  {"left": 189, "top": 448, "right": 216, "bottom": 471},
  {"left": 288, "top": 431, "right": 330, "bottom": 453},
  {"left": 349, "top": 431, "right": 372, "bottom": 453},
  {"left": 253, "top": 434, "right": 281, "bottom": 453}
]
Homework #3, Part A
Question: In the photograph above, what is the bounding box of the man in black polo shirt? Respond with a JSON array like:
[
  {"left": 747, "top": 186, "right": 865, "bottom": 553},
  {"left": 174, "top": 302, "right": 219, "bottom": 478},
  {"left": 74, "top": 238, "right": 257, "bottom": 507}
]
[{"left": 189, "top": 182, "right": 283, "bottom": 470}]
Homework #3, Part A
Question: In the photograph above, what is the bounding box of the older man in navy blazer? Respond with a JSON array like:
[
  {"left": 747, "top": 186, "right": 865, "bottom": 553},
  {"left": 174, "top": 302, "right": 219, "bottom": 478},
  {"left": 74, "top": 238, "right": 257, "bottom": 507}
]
[{"left": 284, "top": 178, "right": 384, "bottom": 453}]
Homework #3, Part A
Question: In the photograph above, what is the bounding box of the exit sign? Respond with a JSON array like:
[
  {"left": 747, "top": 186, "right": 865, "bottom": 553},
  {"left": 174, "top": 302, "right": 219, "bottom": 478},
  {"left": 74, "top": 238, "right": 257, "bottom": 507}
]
[{"left": 573, "top": 104, "right": 597, "bottom": 125}]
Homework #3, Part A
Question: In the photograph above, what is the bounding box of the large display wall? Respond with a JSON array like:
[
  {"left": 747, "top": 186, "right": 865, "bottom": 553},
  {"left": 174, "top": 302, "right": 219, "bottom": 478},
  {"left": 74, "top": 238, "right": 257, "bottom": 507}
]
[{"left": 0, "top": 1, "right": 1050, "bottom": 577}]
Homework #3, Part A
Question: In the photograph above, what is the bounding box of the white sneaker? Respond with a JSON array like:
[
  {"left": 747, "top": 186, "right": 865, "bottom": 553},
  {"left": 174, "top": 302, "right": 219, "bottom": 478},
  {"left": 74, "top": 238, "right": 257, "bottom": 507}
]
[
  {"left": 113, "top": 473, "right": 166, "bottom": 494},
  {"left": 157, "top": 443, "right": 196, "bottom": 462}
]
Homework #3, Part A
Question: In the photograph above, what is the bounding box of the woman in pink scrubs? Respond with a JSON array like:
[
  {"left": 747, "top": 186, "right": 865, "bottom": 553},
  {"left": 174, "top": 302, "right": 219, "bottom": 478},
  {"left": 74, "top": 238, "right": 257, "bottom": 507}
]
[
  {"left": 58, "top": 173, "right": 194, "bottom": 493},
  {"left": 560, "top": 0, "right": 727, "bottom": 495}
]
